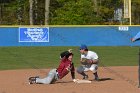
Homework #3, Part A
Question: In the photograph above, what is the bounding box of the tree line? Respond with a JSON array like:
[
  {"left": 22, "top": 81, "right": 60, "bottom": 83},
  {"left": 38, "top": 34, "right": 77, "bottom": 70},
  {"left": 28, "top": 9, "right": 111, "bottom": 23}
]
[{"left": 0, "top": 0, "right": 140, "bottom": 25}]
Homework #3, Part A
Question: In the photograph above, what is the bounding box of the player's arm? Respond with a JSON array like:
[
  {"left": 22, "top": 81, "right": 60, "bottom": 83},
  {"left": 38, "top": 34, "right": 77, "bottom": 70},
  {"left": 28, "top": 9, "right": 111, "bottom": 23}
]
[
  {"left": 70, "top": 63, "right": 75, "bottom": 79},
  {"left": 86, "top": 59, "right": 99, "bottom": 64},
  {"left": 131, "top": 31, "right": 140, "bottom": 42},
  {"left": 87, "top": 53, "right": 99, "bottom": 64},
  {"left": 91, "top": 59, "right": 99, "bottom": 64},
  {"left": 71, "top": 63, "right": 80, "bottom": 83}
]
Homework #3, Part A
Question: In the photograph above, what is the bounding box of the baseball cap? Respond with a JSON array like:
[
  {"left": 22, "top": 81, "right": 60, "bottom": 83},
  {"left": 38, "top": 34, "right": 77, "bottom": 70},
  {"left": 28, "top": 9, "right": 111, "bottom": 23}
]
[{"left": 80, "top": 44, "right": 88, "bottom": 50}]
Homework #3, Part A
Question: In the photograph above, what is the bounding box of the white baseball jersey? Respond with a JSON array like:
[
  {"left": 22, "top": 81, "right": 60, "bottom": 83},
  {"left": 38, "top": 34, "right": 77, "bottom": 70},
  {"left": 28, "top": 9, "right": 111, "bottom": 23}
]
[
  {"left": 81, "top": 51, "right": 99, "bottom": 73},
  {"left": 81, "top": 51, "right": 98, "bottom": 60}
]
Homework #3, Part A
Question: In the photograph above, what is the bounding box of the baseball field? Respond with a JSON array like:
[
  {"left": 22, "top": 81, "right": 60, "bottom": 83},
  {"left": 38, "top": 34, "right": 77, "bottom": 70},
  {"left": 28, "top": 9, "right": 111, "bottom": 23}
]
[{"left": 0, "top": 46, "right": 140, "bottom": 93}]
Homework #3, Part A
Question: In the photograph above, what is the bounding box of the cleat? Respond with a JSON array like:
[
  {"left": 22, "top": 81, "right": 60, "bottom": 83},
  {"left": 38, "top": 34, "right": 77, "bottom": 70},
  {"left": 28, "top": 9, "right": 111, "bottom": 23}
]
[
  {"left": 94, "top": 77, "right": 100, "bottom": 81},
  {"left": 29, "top": 76, "right": 39, "bottom": 84}
]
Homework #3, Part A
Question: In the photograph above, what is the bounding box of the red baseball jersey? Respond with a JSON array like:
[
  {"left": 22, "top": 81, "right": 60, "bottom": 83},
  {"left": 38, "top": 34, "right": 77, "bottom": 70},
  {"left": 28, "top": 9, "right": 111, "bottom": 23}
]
[{"left": 57, "top": 57, "right": 75, "bottom": 79}]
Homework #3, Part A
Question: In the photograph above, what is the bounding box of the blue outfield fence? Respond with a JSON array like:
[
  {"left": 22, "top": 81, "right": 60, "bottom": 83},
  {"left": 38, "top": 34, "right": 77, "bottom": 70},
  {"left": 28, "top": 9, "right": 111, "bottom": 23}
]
[{"left": 0, "top": 26, "right": 140, "bottom": 46}]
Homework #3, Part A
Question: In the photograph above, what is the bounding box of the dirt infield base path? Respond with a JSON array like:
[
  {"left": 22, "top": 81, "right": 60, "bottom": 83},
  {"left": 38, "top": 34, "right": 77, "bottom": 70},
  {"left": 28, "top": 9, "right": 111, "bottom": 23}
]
[{"left": 0, "top": 66, "right": 140, "bottom": 93}]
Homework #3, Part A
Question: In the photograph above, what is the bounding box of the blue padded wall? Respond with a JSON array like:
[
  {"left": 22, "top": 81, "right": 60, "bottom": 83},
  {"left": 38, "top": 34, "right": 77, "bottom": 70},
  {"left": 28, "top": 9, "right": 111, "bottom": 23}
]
[{"left": 0, "top": 26, "right": 139, "bottom": 46}]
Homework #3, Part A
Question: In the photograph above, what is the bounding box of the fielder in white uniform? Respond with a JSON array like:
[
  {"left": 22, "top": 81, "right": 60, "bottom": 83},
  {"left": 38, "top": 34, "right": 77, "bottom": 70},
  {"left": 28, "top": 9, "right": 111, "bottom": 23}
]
[{"left": 77, "top": 44, "right": 99, "bottom": 81}]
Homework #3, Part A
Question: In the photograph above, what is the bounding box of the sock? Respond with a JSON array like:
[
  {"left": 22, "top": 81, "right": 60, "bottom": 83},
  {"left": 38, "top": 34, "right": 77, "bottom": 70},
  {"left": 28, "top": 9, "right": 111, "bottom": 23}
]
[
  {"left": 81, "top": 72, "right": 87, "bottom": 76},
  {"left": 93, "top": 72, "right": 99, "bottom": 78}
]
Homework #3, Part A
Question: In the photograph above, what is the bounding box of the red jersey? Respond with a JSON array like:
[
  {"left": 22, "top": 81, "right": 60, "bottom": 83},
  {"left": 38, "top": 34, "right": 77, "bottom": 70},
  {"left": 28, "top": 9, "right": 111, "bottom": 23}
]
[{"left": 57, "top": 57, "right": 75, "bottom": 79}]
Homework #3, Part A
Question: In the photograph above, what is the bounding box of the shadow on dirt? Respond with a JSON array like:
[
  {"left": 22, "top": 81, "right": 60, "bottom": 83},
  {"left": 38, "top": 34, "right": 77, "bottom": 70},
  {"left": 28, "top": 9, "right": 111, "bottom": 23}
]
[
  {"left": 98, "top": 78, "right": 114, "bottom": 81},
  {"left": 56, "top": 81, "right": 73, "bottom": 84},
  {"left": 55, "top": 78, "right": 114, "bottom": 84},
  {"left": 89, "top": 78, "right": 114, "bottom": 82}
]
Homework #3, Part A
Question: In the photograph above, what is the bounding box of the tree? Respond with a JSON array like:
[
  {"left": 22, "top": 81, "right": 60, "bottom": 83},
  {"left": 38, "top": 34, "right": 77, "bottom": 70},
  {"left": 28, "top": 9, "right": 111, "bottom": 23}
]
[
  {"left": 17, "top": 0, "right": 24, "bottom": 25},
  {"left": 132, "top": 0, "right": 140, "bottom": 24},
  {"left": 0, "top": 0, "right": 11, "bottom": 3},
  {"left": 0, "top": 0, "right": 140, "bottom": 25},
  {"left": 29, "top": 0, "right": 33, "bottom": 25},
  {"left": 0, "top": 3, "right": 3, "bottom": 24},
  {"left": 49, "top": 0, "right": 102, "bottom": 25},
  {"left": 92, "top": 0, "right": 98, "bottom": 15},
  {"left": 45, "top": 0, "right": 50, "bottom": 25}
]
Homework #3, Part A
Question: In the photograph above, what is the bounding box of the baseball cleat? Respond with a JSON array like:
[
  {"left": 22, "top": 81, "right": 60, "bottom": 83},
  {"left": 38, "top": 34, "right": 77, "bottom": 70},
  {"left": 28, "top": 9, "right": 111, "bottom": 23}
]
[
  {"left": 94, "top": 77, "right": 100, "bottom": 81},
  {"left": 93, "top": 72, "right": 99, "bottom": 81},
  {"left": 29, "top": 76, "right": 39, "bottom": 84}
]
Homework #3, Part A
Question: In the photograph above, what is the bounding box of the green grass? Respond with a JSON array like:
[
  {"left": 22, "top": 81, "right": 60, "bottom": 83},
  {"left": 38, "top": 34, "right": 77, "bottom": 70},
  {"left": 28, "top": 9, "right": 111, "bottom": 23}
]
[{"left": 0, "top": 46, "right": 139, "bottom": 70}]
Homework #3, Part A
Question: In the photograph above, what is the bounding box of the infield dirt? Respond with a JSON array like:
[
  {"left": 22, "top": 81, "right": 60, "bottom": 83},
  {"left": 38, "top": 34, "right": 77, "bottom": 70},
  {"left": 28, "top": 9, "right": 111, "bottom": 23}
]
[{"left": 0, "top": 66, "right": 140, "bottom": 93}]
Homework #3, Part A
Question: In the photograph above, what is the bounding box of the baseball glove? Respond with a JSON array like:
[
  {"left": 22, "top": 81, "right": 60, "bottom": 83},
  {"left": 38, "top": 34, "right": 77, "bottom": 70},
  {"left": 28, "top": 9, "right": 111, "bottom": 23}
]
[
  {"left": 81, "top": 58, "right": 88, "bottom": 65},
  {"left": 81, "top": 58, "right": 94, "bottom": 65},
  {"left": 81, "top": 58, "right": 88, "bottom": 62}
]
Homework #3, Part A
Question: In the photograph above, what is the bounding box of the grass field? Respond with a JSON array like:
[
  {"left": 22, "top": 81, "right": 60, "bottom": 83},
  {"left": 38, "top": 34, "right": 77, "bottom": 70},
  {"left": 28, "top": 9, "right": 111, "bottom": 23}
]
[{"left": 0, "top": 46, "right": 139, "bottom": 70}]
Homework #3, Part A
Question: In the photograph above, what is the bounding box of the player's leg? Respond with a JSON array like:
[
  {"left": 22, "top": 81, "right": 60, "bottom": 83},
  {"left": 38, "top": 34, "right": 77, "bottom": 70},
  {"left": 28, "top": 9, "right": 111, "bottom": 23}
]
[
  {"left": 93, "top": 72, "right": 99, "bottom": 81},
  {"left": 89, "top": 64, "right": 99, "bottom": 81},
  {"left": 36, "top": 69, "right": 58, "bottom": 84},
  {"left": 77, "top": 65, "right": 89, "bottom": 79}
]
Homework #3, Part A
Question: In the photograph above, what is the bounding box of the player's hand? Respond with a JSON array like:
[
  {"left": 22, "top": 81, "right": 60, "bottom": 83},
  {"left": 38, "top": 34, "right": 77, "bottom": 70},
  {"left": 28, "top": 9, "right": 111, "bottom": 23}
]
[
  {"left": 130, "top": 38, "right": 135, "bottom": 42},
  {"left": 80, "top": 58, "right": 91, "bottom": 65},
  {"left": 73, "top": 79, "right": 79, "bottom": 83},
  {"left": 68, "top": 49, "right": 73, "bottom": 53},
  {"left": 86, "top": 59, "right": 93, "bottom": 64}
]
